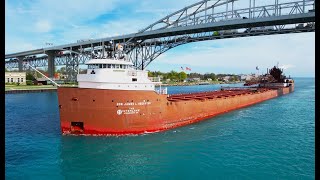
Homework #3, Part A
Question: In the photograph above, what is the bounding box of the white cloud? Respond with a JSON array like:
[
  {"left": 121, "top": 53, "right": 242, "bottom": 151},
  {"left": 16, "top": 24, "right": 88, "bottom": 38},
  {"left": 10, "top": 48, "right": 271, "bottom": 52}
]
[
  {"left": 35, "top": 20, "right": 52, "bottom": 33},
  {"left": 5, "top": 38, "right": 37, "bottom": 54},
  {"left": 5, "top": 0, "right": 315, "bottom": 77},
  {"left": 150, "top": 33, "right": 315, "bottom": 77},
  {"left": 279, "top": 64, "right": 295, "bottom": 70}
]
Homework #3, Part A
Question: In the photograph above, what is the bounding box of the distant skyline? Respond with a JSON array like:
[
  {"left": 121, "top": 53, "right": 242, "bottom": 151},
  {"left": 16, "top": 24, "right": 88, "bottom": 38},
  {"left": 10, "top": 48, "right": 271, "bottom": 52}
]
[{"left": 5, "top": 0, "right": 315, "bottom": 77}]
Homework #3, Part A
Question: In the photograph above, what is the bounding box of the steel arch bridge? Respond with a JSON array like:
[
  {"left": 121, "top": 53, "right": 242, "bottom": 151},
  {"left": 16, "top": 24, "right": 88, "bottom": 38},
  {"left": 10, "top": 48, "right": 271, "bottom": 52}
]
[{"left": 5, "top": 0, "right": 315, "bottom": 81}]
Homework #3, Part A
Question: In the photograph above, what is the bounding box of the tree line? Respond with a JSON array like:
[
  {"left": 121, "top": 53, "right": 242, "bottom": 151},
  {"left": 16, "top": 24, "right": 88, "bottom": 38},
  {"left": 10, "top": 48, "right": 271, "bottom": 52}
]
[
  {"left": 6, "top": 67, "right": 239, "bottom": 82},
  {"left": 148, "top": 71, "right": 240, "bottom": 82}
]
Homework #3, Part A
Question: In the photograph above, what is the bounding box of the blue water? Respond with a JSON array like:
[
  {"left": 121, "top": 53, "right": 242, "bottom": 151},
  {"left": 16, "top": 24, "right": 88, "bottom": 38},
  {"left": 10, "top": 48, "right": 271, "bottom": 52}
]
[{"left": 5, "top": 78, "right": 315, "bottom": 179}]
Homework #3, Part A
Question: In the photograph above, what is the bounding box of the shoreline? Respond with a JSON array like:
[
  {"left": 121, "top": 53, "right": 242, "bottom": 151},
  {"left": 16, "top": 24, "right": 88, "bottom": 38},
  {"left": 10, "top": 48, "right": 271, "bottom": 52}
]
[
  {"left": 5, "top": 85, "right": 75, "bottom": 94},
  {"left": 157, "top": 81, "right": 244, "bottom": 86},
  {"left": 5, "top": 82, "right": 243, "bottom": 94},
  {"left": 5, "top": 88, "right": 57, "bottom": 94}
]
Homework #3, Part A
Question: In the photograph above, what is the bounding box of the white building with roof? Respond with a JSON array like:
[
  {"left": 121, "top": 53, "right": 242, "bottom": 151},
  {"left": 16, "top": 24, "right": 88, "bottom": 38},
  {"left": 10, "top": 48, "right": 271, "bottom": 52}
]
[{"left": 5, "top": 72, "right": 26, "bottom": 85}]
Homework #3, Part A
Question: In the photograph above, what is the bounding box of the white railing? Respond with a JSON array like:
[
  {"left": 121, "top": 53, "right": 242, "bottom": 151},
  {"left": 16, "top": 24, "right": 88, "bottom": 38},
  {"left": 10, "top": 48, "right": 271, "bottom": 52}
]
[{"left": 156, "top": 87, "right": 167, "bottom": 95}]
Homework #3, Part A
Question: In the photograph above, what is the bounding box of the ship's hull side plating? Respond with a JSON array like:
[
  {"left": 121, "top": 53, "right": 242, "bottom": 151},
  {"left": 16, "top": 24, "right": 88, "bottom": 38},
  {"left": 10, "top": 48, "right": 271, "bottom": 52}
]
[{"left": 57, "top": 85, "right": 294, "bottom": 136}]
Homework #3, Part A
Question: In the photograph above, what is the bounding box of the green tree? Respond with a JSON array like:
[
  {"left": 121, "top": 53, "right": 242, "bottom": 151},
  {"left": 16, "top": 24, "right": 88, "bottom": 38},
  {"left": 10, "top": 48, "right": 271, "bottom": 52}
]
[
  {"left": 162, "top": 73, "right": 168, "bottom": 80},
  {"left": 213, "top": 31, "right": 219, "bottom": 36},
  {"left": 57, "top": 67, "right": 66, "bottom": 74},
  {"left": 167, "top": 71, "right": 179, "bottom": 81},
  {"left": 148, "top": 71, "right": 154, "bottom": 77},
  {"left": 234, "top": 75, "right": 239, "bottom": 81},
  {"left": 61, "top": 67, "right": 66, "bottom": 74},
  {"left": 35, "top": 69, "right": 48, "bottom": 78},
  {"left": 210, "top": 73, "right": 216, "bottom": 81},
  {"left": 179, "top": 72, "right": 187, "bottom": 81},
  {"left": 26, "top": 72, "right": 35, "bottom": 80},
  {"left": 5, "top": 68, "right": 8, "bottom": 72},
  {"left": 229, "top": 75, "right": 239, "bottom": 82},
  {"left": 204, "top": 73, "right": 216, "bottom": 81}
]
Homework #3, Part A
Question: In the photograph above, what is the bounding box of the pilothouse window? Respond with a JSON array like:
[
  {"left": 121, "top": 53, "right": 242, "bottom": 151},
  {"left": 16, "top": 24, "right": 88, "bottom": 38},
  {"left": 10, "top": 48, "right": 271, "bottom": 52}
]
[
  {"left": 88, "top": 64, "right": 101, "bottom": 69},
  {"left": 88, "top": 63, "right": 132, "bottom": 69}
]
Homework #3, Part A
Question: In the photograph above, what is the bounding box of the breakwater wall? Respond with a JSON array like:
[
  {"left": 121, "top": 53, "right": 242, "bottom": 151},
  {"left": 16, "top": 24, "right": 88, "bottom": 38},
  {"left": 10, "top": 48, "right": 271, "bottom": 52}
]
[{"left": 5, "top": 88, "right": 57, "bottom": 94}]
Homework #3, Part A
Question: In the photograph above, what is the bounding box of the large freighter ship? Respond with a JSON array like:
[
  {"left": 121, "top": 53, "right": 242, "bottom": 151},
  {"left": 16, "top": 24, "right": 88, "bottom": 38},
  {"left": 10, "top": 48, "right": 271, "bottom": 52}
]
[{"left": 57, "top": 56, "right": 294, "bottom": 136}]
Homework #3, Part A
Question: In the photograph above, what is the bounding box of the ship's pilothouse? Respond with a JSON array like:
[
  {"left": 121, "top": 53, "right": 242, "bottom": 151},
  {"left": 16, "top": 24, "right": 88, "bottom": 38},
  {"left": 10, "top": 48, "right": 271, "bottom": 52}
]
[{"left": 77, "top": 47, "right": 166, "bottom": 93}]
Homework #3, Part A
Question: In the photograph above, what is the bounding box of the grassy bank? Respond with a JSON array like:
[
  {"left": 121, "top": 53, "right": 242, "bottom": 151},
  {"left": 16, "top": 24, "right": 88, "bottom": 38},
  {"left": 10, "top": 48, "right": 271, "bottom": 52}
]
[{"left": 5, "top": 85, "right": 57, "bottom": 91}]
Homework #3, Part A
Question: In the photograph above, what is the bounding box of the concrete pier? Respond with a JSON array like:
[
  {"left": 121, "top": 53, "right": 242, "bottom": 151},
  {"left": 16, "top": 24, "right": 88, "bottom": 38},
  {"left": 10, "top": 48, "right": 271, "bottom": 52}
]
[
  {"left": 18, "top": 56, "right": 24, "bottom": 72},
  {"left": 5, "top": 88, "right": 57, "bottom": 94},
  {"left": 46, "top": 51, "right": 56, "bottom": 78}
]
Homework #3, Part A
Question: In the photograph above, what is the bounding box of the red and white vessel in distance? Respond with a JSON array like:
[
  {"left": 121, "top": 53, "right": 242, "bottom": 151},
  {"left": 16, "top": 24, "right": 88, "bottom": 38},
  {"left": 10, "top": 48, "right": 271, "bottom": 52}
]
[{"left": 57, "top": 55, "right": 294, "bottom": 136}]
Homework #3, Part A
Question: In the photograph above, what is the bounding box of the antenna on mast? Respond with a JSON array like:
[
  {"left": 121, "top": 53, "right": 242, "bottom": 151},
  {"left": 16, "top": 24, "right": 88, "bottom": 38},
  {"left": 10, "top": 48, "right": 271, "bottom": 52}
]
[{"left": 111, "top": 39, "right": 115, "bottom": 59}]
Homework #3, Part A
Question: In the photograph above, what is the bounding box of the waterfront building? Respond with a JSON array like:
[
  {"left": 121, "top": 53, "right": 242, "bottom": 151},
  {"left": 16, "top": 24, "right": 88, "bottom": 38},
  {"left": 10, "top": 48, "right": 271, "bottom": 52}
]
[
  {"left": 148, "top": 76, "right": 162, "bottom": 82},
  {"left": 223, "top": 76, "right": 231, "bottom": 82},
  {"left": 186, "top": 78, "right": 201, "bottom": 82},
  {"left": 240, "top": 74, "right": 256, "bottom": 81},
  {"left": 5, "top": 72, "right": 26, "bottom": 85}
]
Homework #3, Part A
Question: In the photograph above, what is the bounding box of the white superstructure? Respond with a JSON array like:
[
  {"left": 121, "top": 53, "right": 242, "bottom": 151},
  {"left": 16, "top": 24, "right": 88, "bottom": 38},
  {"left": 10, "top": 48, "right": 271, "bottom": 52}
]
[
  {"left": 77, "top": 58, "right": 160, "bottom": 91},
  {"left": 259, "top": 79, "right": 294, "bottom": 88}
]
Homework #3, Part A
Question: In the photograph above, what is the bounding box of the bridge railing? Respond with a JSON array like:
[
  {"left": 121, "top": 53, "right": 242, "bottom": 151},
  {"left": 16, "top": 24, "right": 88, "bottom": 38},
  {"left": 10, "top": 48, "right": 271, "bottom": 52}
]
[{"left": 145, "top": 0, "right": 314, "bottom": 31}]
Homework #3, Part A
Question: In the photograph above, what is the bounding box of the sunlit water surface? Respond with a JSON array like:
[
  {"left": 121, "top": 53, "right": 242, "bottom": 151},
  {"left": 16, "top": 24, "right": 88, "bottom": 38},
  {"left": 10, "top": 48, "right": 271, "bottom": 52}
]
[{"left": 5, "top": 78, "right": 314, "bottom": 179}]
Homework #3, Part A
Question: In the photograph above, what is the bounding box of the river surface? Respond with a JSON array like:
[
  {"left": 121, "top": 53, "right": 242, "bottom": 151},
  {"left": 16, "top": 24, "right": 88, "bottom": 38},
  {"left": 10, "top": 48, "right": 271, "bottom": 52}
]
[{"left": 5, "top": 78, "right": 315, "bottom": 179}]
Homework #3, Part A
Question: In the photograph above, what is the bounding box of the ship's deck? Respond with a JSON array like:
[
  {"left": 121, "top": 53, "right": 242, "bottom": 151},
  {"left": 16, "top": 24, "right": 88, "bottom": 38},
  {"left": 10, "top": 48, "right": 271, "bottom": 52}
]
[{"left": 167, "top": 88, "right": 271, "bottom": 102}]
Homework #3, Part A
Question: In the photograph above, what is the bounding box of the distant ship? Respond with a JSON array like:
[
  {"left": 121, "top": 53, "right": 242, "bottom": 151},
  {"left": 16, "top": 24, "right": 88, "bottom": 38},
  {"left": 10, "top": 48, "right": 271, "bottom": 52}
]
[{"left": 57, "top": 56, "right": 294, "bottom": 136}]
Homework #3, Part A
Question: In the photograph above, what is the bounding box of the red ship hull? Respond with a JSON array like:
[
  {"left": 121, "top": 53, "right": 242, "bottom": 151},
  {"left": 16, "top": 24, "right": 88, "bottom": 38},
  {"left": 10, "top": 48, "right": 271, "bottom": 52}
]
[{"left": 57, "top": 85, "right": 294, "bottom": 136}]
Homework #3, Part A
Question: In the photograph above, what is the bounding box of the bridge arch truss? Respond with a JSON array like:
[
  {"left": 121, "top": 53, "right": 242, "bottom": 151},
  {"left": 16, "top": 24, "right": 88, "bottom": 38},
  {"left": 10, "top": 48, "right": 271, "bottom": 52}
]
[{"left": 5, "top": 0, "right": 315, "bottom": 81}]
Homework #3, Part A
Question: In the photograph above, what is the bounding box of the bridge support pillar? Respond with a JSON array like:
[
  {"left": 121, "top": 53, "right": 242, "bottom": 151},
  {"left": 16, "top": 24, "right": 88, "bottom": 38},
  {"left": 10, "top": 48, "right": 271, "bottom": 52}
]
[
  {"left": 46, "top": 51, "right": 56, "bottom": 78},
  {"left": 17, "top": 56, "right": 24, "bottom": 72}
]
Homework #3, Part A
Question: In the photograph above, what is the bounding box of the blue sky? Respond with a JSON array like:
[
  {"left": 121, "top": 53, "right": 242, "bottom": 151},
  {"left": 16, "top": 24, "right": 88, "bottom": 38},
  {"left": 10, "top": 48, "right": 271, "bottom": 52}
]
[{"left": 5, "top": 0, "right": 315, "bottom": 77}]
